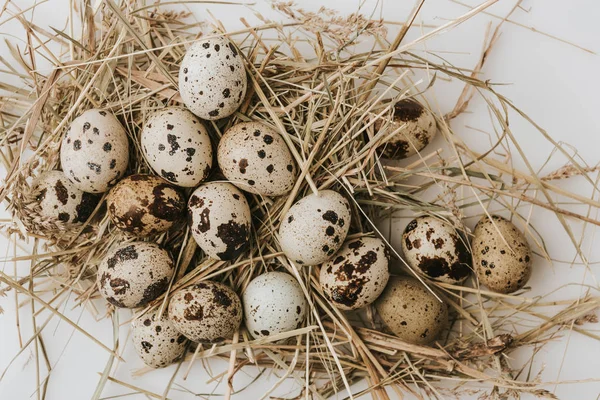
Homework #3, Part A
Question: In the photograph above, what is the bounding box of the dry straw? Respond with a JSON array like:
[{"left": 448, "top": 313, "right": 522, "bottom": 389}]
[{"left": 0, "top": 1, "right": 598, "bottom": 399}]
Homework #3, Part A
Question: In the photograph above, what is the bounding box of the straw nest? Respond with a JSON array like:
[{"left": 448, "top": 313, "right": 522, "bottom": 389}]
[{"left": 0, "top": 1, "right": 598, "bottom": 399}]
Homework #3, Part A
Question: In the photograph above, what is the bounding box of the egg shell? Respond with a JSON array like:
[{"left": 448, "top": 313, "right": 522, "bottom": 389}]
[
  {"left": 97, "top": 242, "right": 174, "bottom": 308},
  {"left": 472, "top": 215, "right": 532, "bottom": 294},
  {"left": 375, "top": 99, "right": 437, "bottom": 159},
  {"left": 217, "top": 122, "right": 297, "bottom": 196},
  {"left": 106, "top": 174, "right": 185, "bottom": 236},
  {"left": 168, "top": 281, "right": 242, "bottom": 343},
  {"left": 131, "top": 309, "right": 188, "bottom": 368},
  {"left": 375, "top": 276, "right": 448, "bottom": 345},
  {"left": 279, "top": 190, "right": 351, "bottom": 266},
  {"left": 60, "top": 109, "right": 129, "bottom": 193},
  {"left": 32, "top": 171, "right": 98, "bottom": 224},
  {"left": 401, "top": 216, "right": 471, "bottom": 284},
  {"left": 320, "top": 237, "right": 390, "bottom": 310},
  {"left": 179, "top": 36, "right": 247, "bottom": 120},
  {"left": 242, "top": 272, "right": 307, "bottom": 339},
  {"left": 188, "top": 182, "right": 251, "bottom": 260},
  {"left": 141, "top": 107, "right": 213, "bottom": 187}
]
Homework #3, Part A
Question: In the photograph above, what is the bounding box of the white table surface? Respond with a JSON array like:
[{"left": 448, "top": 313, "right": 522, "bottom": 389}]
[{"left": 1, "top": 0, "right": 599, "bottom": 399}]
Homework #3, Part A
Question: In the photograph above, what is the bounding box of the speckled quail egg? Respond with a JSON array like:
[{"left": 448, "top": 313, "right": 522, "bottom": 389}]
[
  {"left": 375, "top": 276, "right": 448, "bottom": 345},
  {"left": 141, "top": 107, "right": 213, "bottom": 187},
  {"left": 217, "top": 122, "right": 297, "bottom": 196},
  {"left": 168, "top": 281, "right": 242, "bottom": 343},
  {"left": 97, "top": 242, "right": 174, "bottom": 308},
  {"left": 60, "top": 109, "right": 129, "bottom": 193},
  {"left": 375, "top": 98, "right": 437, "bottom": 159},
  {"left": 279, "top": 190, "right": 351, "bottom": 266},
  {"left": 179, "top": 35, "right": 247, "bottom": 120},
  {"left": 401, "top": 216, "right": 471, "bottom": 284},
  {"left": 32, "top": 170, "right": 98, "bottom": 224},
  {"left": 243, "top": 271, "right": 307, "bottom": 339},
  {"left": 473, "top": 215, "right": 532, "bottom": 294},
  {"left": 320, "top": 237, "right": 390, "bottom": 310},
  {"left": 188, "top": 182, "right": 251, "bottom": 260},
  {"left": 131, "top": 309, "right": 188, "bottom": 368},
  {"left": 106, "top": 174, "right": 185, "bottom": 236}
]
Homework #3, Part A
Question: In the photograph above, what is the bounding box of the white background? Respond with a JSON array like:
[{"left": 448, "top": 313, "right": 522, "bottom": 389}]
[{"left": 1, "top": 0, "right": 600, "bottom": 399}]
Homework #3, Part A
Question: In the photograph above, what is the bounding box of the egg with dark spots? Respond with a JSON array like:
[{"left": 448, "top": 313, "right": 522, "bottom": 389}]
[
  {"left": 279, "top": 190, "right": 351, "bottom": 266},
  {"left": 242, "top": 272, "right": 307, "bottom": 339},
  {"left": 401, "top": 216, "right": 471, "bottom": 284},
  {"left": 60, "top": 109, "right": 129, "bottom": 193},
  {"left": 97, "top": 242, "right": 174, "bottom": 308},
  {"left": 320, "top": 237, "right": 390, "bottom": 310},
  {"left": 141, "top": 107, "right": 213, "bottom": 187},
  {"left": 375, "top": 98, "right": 437, "bottom": 159},
  {"left": 168, "top": 281, "right": 242, "bottom": 343},
  {"left": 188, "top": 182, "right": 251, "bottom": 260},
  {"left": 31, "top": 170, "right": 98, "bottom": 225},
  {"left": 472, "top": 215, "right": 532, "bottom": 293},
  {"left": 178, "top": 36, "right": 247, "bottom": 120},
  {"left": 375, "top": 276, "right": 448, "bottom": 345},
  {"left": 106, "top": 175, "right": 185, "bottom": 236},
  {"left": 131, "top": 309, "right": 188, "bottom": 368},
  {"left": 217, "top": 122, "right": 297, "bottom": 196}
]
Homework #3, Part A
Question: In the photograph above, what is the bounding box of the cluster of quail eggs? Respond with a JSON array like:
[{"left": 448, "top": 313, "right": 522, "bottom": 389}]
[{"left": 34, "top": 33, "right": 536, "bottom": 368}]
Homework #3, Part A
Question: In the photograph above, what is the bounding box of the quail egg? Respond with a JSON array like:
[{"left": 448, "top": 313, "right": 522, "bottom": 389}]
[
  {"left": 320, "top": 237, "right": 390, "bottom": 310},
  {"left": 60, "top": 109, "right": 129, "bottom": 193},
  {"left": 168, "top": 281, "right": 242, "bottom": 343},
  {"left": 401, "top": 216, "right": 471, "bottom": 284},
  {"left": 141, "top": 107, "right": 213, "bottom": 187},
  {"left": 97, "top": 241, "right": 174, "bottom": 308},
  {"left": 179, "top": 35, "right": 247, "bottom": 120},
  {"left": 242, "top": 271, "right": 307, "bottom": 339},
  {"left": 279, "top": 190, "right": 351, "bottom": 266},
  {"left": 472, "top": 215, "right": 532, "bottom": 293}
]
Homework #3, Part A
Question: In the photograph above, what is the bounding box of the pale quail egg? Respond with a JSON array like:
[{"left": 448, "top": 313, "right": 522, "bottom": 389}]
[
  {"left": 106, "top": 174, "right": 185, "bottom": 236},
  {"left": 97, "top": 242, "right": 174, "bottom": 308},
  {"left": 242, "top": 271, "right": 307, "bottom": 339},
  {"left": 188, "top": 182, "right": 251, "bottom": 260},
  {"left": 401, "top": 216, "right": 471, "bottom": 284},
  {"left": 60, "top": 109, "right": 129, "bottom": 193},
  {"left": 375, "top": 98, "right": 437, "bottom": 159},
  {"left": 320, "top": 237, "right": 390, "bottom": 310},
  {"left": 217, "top": 121, "right": 297, "bottom": 196},
  {"left": 131, "top": 309, "right": 188, "bottom": 368},
  {"left": 473, "top": 215, "right": 532, "bottom": 294},
  {"left": 141, "top": 107, "right": 213, "bottom": 187},
  {"left": 375, "top": 276, "right": 448, "bottom": 345},
  {"left": 32, "top": 170, "right": 98, "bottom": 224},
  {"left": 279, "top": 190, "right": 351, "bottom": 266},
  {"left": 168, "top": 281, "right": 242, "bottom": 343},
  {"left": 179, "top": 35, "right": 247, "bottom": 120}
]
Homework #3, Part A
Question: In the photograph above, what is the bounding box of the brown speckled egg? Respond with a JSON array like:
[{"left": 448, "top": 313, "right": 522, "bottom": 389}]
[
  {"left": 320, "top": 237, "right": 390, "bottom": 310},
  {"left": 141, "top": 107, "right": 213, "bottom": 187},
  {"left": 375, "top": 98, "right": 437, "bottom": 159},
  {"left": 473, "top": 215, "right": 532, "bottom": 293},
  {"left": 168, "top": 281, "right": 242, "bottom": 343},
  {"left": 217, "top": 121, "right": 297, "bottom": 197},
  {"left": 32, "top": 171, "right": 98, "bottom": 224},
  {"left": 279, "top": 190, "right": 351, "bottom": 266},
  {"left": 179, "top": 36, "right": 247, "bottom": 120},
  {"left": 375, "top": 276, "right": 448, "bottom": 345},
  {"left": 401, "top": 216, "right": 471, "bottom": 284},
  {"left": 131, "top": 309, "right": 188, "bottom": 368},
  {"left": 60, "top": 109, "right": 129, "bottom": 193},
  {"left": 242, "top": 271, "right": 307, "bottom": 339},
  {"left": 106, "top": 175, "right": 185, "bottom": 236},
  {"left": 188, "top": 182, "right": 251, "bottom": 260},
  {"left": 97, "top": 242, "right": 174, "bottom": 308}
]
